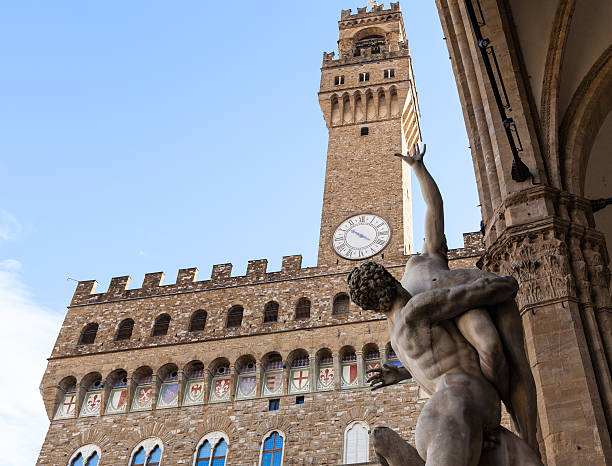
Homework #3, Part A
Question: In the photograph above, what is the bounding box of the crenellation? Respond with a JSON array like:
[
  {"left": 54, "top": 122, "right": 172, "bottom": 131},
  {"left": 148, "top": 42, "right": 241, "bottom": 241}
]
[
  {"left": 71, "top": 280, "right": 97, "bottom": 306},
  {"left": 280, "top": 254, "right": 301, "bottom": 273},
  {"left": 177, "top": 267, "right": 198, "bottom": 285},
  {"left": 246, "top": 259, "right": 268, "bottom": 281},
  {"left": 142, "top": 272, "right": 164, "bottom": 289},
  {"left": 211, "top": 263, "right": 233, "bottom": 283},
  {"left": 108, "top": 276, "right": 130, "bottom": 297}
]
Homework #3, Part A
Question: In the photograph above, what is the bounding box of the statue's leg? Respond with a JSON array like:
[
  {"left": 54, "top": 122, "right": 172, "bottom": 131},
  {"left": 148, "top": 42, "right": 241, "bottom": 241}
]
[
  {"left": 414, "top": 387, "right": 484, "bottom": 466},
  {"left": 491, "top": 301, "right": 539, "bottom": 454},
  {"left": 478, "top": 426, "right": 543, "bottom": 466},
  {"left": 370, "top": 426, "right": 425, "bottom": 466},
  {"left": 455, "top": 308, "right": 512, "bottom": 417}
]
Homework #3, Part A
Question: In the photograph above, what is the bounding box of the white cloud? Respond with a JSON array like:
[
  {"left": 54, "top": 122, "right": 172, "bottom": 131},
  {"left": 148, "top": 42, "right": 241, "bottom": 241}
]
[
  {"left": 0, "top": 259, "right": 63, "bottom": 466},
  {"left": 0, "top": 211, "right": 21, "bottom": 240}
]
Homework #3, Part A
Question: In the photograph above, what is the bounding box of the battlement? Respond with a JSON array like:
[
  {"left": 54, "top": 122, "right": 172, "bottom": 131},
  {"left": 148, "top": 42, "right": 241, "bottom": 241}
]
[
  {"left": 70, "top": 254, "right": 314, "bottom": 307},
  {"left": 70, "top": 233, "right": 484, "bottom": 307},
  {"left": 340, "top": 2, "right": 400, "bottom": 21}
]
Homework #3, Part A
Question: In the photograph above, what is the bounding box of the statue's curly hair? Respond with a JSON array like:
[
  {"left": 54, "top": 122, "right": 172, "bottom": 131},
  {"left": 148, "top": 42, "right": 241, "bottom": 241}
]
[{"left": 347, "top": 261, "right": 400, "bottom": 312}]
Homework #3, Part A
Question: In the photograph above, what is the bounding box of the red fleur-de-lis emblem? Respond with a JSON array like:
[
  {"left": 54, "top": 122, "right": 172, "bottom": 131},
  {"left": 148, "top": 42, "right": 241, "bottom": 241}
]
[
  {"left": 320, "top": 368, "right": 333, "bottom": 385},
  {"left": 215, "top": 379, "right": 230, "bottom": 397},
  {"left": 87, "top": 394, "right": 100, "bottom": 410}
]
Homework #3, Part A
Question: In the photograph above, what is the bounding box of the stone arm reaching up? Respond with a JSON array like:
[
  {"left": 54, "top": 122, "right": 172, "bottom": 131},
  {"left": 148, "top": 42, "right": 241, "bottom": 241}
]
[{"left": 394, "top": 143, "right": 447, "bottom": 259}]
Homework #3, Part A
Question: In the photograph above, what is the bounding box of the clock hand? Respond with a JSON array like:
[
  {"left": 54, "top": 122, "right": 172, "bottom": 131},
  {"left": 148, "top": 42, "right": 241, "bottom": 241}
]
[{"left": 349, "top": 229, "right": 371, "bottom": 241}]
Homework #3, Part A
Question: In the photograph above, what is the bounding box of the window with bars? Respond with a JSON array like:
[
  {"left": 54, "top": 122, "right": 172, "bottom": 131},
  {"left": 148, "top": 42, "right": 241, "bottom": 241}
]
[
  {"left": 261, "top": 431, "right": 284, "bottom": 466},
  {"left": 383, "top": 68, "right": 395, "bottom": 78},
  {"left": 78, "top": 323, "right": 98, "bottom": 345},
  {"left": 115, "top": 318, "right": 134, "bottom": 341},
  {"left": 334, "top": 75, "right": 345, "bottom": 85},
  {"left": 189, "top": 310, "right": 207, "bottom": 332},
  {"left": 359, "top": 72, "right": 370, "bottom": 82},
  {"left": 332, "top": 293, "right": 350, "bottom": 315},
  {"left": 263, "top": 301, "right": 279, "bottom": 323},
  {"left": 151, "top": 314, "right": 170, "bottom": 337},
  {"left": 226, "top": 305, "right": 243, "bottom": 328},
  {"left": 294, "top": 298, "right": 311, "bottom": 320}
]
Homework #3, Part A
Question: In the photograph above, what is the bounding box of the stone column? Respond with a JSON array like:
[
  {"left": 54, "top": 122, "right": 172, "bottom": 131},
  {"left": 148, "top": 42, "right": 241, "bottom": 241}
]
[
  {"left": 309, "top": 355, "right": 316, "bottom": 393},
  {"left": 380, "top": 347, "right": 388, "bottom": 365},
  {"left": 481, "top": 225, "right": 612, "bottom": 462},
  {"left": 229, "top": 366, "right": 237, "bottom": 400},
  {"left": 203, "top": 370, "right": 213, "bottom": 404},
  {"left": 151, "top": 373, "right": 161, "bottom": 410},
  {"left": 332, "top": 353, "right": 341, "bottom": 390},
  {"left": 356, "top": 351, "right": 364, "bottom": 387},
  {"left": 177, "top": 370, "right": 185, "bottom": 407},
  {"left": 255, "top": 362, "right": 263, "bottom": 398}
]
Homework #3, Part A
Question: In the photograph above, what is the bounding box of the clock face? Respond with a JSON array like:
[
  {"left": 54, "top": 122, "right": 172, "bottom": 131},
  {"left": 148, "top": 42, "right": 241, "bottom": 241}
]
[{"left": 332, "top": 214, "right": 391, "bottom": 260}]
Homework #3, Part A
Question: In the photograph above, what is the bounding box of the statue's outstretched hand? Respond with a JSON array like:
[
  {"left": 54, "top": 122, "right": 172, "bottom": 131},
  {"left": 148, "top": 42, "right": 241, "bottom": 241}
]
[
  {"left": 366, "top": 363, "right": 405, "bottom": 391},
  {"left": 393, "top": 143, "right": 426, "bottom": 166}
]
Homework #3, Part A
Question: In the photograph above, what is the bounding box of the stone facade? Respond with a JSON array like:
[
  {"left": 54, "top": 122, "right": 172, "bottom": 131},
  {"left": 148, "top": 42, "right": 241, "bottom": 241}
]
[{"left": 36, "top": 4, "right": 476, "bottom": 465}]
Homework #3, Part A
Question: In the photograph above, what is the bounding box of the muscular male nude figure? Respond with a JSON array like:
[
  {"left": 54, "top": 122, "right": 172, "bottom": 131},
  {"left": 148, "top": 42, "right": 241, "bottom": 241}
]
[
  {"left": 348, "top": 262, "right": 542, "bottom": 466},
  {"left": 391, "top": 144, "right": 537, "bottom": 449}
]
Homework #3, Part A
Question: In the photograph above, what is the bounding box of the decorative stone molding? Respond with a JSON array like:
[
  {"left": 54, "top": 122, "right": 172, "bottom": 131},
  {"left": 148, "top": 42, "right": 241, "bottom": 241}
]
[
  {"left": 338, "top": 404, "right": 378, "bottom": 427},
  {"left": 482, "top": 228, "right": 576, "bottom": 312},
  {"left": 126, "top": 426, "right": 171, "bottom": 453},
  {"left": 65, "top": 430, "right": 109, "bottom": 459},
  {"left": 255, "top": 415, "right": 293, "bottom": 437},
  {"left": 194, "top": 414, "right": 237, "bottom": 442}
]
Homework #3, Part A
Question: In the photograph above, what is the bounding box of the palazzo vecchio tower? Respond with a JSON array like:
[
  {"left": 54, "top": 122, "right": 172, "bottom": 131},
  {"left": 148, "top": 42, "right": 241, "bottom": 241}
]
[{"left": 37, "top": 4, "right": 483, "bottom": 465}]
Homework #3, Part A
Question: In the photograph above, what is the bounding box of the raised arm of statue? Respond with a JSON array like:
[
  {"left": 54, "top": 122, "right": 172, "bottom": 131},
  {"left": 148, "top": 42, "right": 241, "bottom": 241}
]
[{"left": 394, "top": 143, "right": 446, "bottom": 258}]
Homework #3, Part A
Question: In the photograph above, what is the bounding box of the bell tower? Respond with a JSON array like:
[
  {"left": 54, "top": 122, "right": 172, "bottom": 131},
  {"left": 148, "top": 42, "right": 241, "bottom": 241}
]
[{"left": 317, "top": 2, "right": 421, "bottom": 267}]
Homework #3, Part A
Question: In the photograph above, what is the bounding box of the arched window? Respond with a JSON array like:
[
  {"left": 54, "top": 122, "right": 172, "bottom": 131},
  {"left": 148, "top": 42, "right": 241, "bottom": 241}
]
[
  {"left": 226, "top": 306, "right": 243, "bottom": 328},
  {"left": 189, "top": 310, "right": 207, "bottom": 332},
  {"left": 105, "top": 370, "right": 128, "bottom": 414},
  {"left": 55, "top": 377, "right": 77, "bottom": 419},
  {"left": 288, "top": 351, "right": 310, "bottom": 394},
  {"left": 152, "top": 314, "right": 170, "bottom": 337},
  {"left": 236, "top": 357, "right": 257, "bottom": 400},
  {"left": 363, "top": 345, "right": 381, "bottom": 384},
  {"left": 332, "top": 293, "right": 350, "bottom": 315},
  {"left": 79, "top": 375, "right": 103, "bottom": 417},
  {"left": 194, "top": 433, "right": 229, "bottom": 466},
  {"left": 260, "top": 431, "right": 284, "bottom": 466},
  {"left": 294, "top": 298, "right": 311, "bottom": 320},
  {"left": 131, "top": 367, "right": 154, "bottom": 412},
  {"left": 262, "top": 354, "right": 283, "bottom": 397},
  {"left": 78, "top": 323, "right": 98, "bottom": 345},
  {"left": 184, "top": 361, "right": 205, "bottom": 406},
  {"left": 263, "top": 301, "right": 279, "bottom": 323},
  {"left": 209, "top": 360, "right": 231, "bottom": 403},
  {"left": 387, "top": 344, "right": 403, "bottom": 368},
  {"left": 67, "top": 445, "right": 101, "bottom": 466},
  {"left": 343, "top": 421, "right": 369, "bottom": 463},
  {"left": 130, "top": 439, "right": 163, "bottom": 466},
  {"left": 316, "top": 349, "right": 334, "bottom": 391},
  {"left": 116, "top": 318, "right": 134, "bottom": 341},
  {"left": 157, "top": 366, "right": 179, "bottom": 409},
  {"left": 341, "top": 348, "right": 358, "bottom": 388}
]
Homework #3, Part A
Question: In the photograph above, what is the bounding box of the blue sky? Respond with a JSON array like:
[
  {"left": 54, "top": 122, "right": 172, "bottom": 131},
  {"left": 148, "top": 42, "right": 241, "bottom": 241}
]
[{"left": 0, "top": 1, "right": 479, "bottom": 464}]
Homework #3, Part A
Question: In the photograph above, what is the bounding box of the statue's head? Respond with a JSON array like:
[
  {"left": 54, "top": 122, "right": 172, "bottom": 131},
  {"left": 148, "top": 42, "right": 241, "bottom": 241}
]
[{"left": 347, "top": 261, "right": 404, "bottom": 313}]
